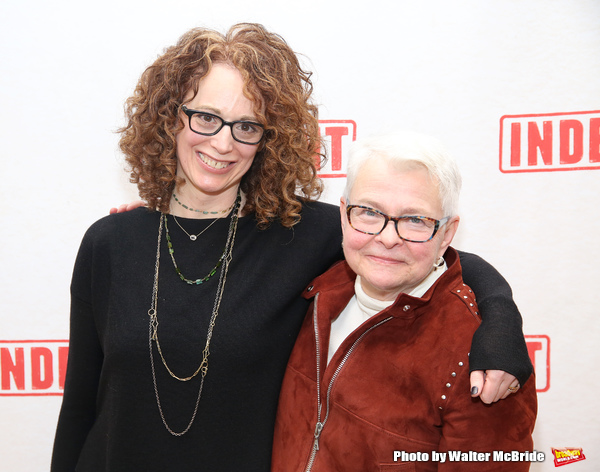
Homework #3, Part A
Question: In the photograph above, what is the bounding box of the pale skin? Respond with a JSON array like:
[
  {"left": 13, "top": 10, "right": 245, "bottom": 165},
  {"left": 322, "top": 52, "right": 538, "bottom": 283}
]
[
  {"left": 110, "top": 64, "right": 261, "bottom": 218},
  {"left": 341, "top": 160, "right": 519, "bottom": 403},
  {"left": 172, "top": 63, "right": 260, "bottom": 217}
]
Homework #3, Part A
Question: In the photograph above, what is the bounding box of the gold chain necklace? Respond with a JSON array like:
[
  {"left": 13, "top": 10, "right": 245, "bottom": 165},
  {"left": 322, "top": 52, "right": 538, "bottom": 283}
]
[{"left": 148, "top": 190, "right": 240, "bottom": 436}]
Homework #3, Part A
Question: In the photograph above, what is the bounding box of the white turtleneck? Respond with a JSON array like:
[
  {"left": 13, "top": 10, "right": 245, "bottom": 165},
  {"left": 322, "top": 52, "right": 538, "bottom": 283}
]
[{"left": 327, "top": 260, "right": 447, "bottom": 364}]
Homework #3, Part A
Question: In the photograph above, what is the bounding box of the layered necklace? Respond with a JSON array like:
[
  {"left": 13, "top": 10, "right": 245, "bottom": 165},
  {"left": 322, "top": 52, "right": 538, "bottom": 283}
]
[
  {"left": 147, "top": 190, "right": 241, "bottom": 436},
  {"left": 164, "top": 216, "right": 226, "bottom": 285}
]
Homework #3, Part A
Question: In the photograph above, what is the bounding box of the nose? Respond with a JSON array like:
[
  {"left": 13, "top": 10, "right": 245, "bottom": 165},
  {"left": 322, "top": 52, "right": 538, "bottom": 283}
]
[
  {"left": 376, "top": 220, "right": 403, "bottom": 248},
  {"left": 210, "top": 124, "right": 235, "bottom": 154}
]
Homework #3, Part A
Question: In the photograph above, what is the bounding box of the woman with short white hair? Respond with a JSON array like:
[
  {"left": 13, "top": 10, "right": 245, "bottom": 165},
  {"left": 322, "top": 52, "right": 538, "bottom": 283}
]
[{"left": 272, "top": 131, "right": 537, "bottom": 472}]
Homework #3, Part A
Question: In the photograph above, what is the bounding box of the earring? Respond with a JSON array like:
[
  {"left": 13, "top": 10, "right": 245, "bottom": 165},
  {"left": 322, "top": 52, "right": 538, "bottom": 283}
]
[{"left": 433, "top": 256, "right": 444, "bottom": 271}]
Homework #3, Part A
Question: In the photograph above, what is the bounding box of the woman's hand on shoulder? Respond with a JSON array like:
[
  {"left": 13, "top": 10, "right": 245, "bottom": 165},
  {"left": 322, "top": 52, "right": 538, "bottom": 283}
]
[
  {"left": 470, "top": 370, "right": 520, "bottom": 404},
  {"left": 109, "top": 201, "right": 146, "bottom": 214}
]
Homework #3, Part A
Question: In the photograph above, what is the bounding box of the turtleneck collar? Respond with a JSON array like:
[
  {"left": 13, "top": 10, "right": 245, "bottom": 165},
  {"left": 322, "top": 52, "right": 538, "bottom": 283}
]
[{"left": 354, "top": 257, "right": 448, "bottom": 314}]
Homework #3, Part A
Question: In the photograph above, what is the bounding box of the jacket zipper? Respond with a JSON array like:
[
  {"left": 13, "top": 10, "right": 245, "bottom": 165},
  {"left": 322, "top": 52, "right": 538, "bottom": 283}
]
[{"left": 304, "top": 293, "right": 393, "bottom": 472}]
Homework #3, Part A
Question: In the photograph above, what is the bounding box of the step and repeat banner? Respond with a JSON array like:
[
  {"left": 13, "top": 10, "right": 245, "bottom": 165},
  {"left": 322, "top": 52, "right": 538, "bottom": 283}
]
[{"left": 1, "top": 1, "right": 598, "bottom": 470}]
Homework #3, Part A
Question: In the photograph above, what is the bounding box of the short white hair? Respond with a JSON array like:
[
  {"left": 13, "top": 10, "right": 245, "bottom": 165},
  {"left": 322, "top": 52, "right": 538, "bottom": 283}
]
[{"left": 343, "top": 131, "right": 462, "bottom": 217}]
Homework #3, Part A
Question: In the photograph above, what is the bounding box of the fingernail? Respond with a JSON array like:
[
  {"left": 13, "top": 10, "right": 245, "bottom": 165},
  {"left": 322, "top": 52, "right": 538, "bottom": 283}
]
[{"left": 471, "top": 386, "right": 478, "bottom": 395}]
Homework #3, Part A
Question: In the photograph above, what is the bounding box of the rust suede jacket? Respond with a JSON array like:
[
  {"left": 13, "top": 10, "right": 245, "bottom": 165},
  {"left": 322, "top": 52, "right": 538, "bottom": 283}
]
[{"left": 272, "top": 247, "right": 537, "bottom": 472}]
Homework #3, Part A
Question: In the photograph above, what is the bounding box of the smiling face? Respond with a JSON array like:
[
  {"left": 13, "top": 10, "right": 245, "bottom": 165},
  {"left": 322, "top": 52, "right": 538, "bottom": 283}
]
[
  {"left": 174, "top": 62, "right": 261, "bottom": 211},
  {"left": 341, "top": 159, "right": 459, "bottom": 301}
]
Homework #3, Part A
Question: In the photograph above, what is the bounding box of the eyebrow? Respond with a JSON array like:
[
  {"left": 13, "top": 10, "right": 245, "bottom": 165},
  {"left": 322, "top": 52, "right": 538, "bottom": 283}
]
[
  {"left": 355, "top": 200, "right": 429, "bottom": 216},
  {"left": 189, "top": 105, "right": 259, "bottom": 123}
]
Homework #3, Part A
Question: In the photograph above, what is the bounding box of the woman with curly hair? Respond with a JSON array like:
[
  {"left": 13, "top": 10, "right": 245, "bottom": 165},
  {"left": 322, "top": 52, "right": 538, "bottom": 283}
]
[{"left": 51, "top": 23, "right": 532, "bottom": 471}]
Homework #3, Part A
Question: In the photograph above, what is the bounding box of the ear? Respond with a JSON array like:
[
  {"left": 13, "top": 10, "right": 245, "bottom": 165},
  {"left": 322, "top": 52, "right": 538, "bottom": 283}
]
[
  {"left": 437, "top": 216, "right": 460, "bottom": 258},
  {"left": 339, "top": 197, "right": 348, "bottom": 238}
]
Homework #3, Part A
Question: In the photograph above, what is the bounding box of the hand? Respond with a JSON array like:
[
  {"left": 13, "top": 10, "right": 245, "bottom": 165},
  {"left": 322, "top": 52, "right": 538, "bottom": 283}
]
[
  {"left": 470, "top": 370, "right": 520, "bottom": 404},
  {"left": 109, "top": 201, "right": 146, "bottom": 214}
]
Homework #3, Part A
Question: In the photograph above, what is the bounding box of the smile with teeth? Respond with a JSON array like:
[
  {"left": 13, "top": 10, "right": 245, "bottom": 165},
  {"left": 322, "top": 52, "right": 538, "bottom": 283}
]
[{"left": 199, "top": 152, "right": 231, "bottom": 170}]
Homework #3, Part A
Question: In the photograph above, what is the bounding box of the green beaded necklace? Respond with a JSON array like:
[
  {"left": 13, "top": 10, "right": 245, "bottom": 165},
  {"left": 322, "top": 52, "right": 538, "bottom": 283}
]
[
  {"left": 172, "top": 192, "right": 235, "bottom": 215},
  {"left": 163, "top": 191, "right": 241, "bottom": 285}
]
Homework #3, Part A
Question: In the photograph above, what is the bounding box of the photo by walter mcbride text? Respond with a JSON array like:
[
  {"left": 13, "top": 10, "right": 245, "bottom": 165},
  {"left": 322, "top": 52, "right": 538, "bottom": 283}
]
[{"left": 393, "top": 450, "right": 545, "bottom": 464}]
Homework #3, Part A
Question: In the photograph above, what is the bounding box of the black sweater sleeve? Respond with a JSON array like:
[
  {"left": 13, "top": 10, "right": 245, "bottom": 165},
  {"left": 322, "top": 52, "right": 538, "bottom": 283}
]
[
  {"left": 51, "top": 219, "right": 108, "bottom": 471},
  {"left": 457, "top": 250, "right": 533, "bottom": 386}
]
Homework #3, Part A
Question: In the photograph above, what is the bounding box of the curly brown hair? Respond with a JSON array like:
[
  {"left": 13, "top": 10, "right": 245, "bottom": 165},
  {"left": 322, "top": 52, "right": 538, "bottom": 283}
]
[{"left": 118, "top": 23, "right": 324, "bottom": 228}]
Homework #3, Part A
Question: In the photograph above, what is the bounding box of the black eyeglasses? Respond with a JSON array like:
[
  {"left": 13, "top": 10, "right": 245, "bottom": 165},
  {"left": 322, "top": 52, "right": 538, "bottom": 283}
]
[
  {"left": 181, "top": 105, "right": 265, "bottom": 145},
  {"left": 346, "top": 204, "right": 449, "bottom": 243}
]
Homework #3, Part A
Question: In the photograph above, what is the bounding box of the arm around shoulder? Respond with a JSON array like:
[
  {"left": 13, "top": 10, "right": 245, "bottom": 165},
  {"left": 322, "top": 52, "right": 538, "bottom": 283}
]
[{"left": 457, "top": 250, "right": 533, "bottom": 387}]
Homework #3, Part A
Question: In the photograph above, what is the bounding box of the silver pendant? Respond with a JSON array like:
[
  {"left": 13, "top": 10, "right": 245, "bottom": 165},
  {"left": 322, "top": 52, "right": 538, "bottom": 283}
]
[{"left": 189, "top": 235, "right": 197, "bottom": 241}]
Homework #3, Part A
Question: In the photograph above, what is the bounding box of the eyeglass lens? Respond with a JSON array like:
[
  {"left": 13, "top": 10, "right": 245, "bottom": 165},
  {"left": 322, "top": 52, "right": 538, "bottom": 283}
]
[
  {"left": 349, "top": 207, "right": 437, "bottom": 242},
  {"left": 189, "top": 112, "right": 263, "bottom": 144}
]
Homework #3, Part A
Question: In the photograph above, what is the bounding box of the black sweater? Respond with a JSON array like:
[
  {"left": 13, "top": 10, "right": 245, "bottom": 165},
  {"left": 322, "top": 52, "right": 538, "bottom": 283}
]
[{"left": 51, "top": 202, "right": 531, "bottom": 471}]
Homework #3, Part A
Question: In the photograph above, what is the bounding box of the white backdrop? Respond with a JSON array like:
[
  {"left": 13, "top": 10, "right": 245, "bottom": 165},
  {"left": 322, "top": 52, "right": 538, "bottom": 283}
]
[{"left": 1, "top": 0, "right": 598, "bottom": 470}]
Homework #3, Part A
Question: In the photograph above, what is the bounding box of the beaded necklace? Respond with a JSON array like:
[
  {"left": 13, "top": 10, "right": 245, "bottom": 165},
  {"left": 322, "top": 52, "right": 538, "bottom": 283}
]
[
  {"left": 148, "top": 189, "right": 240, "bottom": 436},
  {"left": 164, "top": 213, "right": 229, "bottom": 285},
  {"left": 172, "top": 192, "right": 235, "bottom": 215}
]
